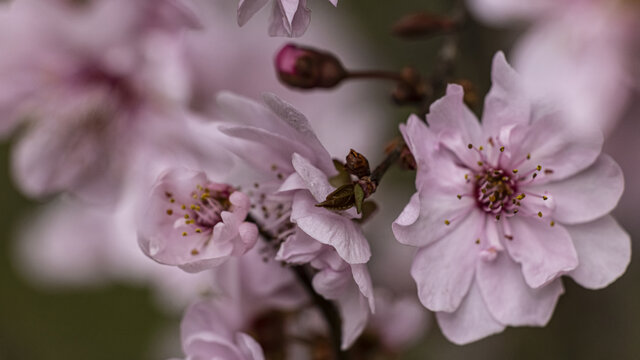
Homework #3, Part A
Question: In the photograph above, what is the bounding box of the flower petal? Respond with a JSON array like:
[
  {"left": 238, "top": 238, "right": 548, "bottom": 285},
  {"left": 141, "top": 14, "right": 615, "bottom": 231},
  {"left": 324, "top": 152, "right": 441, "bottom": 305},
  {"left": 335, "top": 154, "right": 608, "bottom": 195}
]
[
  {"left": 291, "top": 191, "right": 371, "bottom": 264},
  {"left": 482, "top": 51, "right": 531, "bottom": 135},
  {"left": 410, "top": 210, "right": 484, "bottom": 312},
  {"left": 566, "top": 215, "right": 631, "bottom": 289},
  {"left": 527, "top": 154, "right": 623, "bottom": 224},
  {"left": 291, "top": 153, "right": 335, "bottom": 201},
  {"left": 237, "top": 0, "right": 270, "bottom": 27},
  {"left": 505, "top": 217, "right": 578, "bottom": 288},
  {"left": 436, "top": 280, "right": 505, "bottom": 345},
  {"left": 477, "top": 252, "right": 564, "bottom": 326}
]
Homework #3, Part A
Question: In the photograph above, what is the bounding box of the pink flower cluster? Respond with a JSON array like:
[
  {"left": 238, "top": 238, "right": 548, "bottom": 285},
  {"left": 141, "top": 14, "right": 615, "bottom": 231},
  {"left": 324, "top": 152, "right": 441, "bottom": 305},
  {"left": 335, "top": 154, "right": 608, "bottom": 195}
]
[{"left": 0, "top": 0, "right": 632, "bottom": 358}]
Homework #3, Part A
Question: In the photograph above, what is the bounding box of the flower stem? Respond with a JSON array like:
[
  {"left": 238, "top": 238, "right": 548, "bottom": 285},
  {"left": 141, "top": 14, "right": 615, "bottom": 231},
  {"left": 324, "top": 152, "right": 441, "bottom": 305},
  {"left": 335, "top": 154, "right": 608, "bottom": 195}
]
[{"left": 370, "top": 140, "right": 405, "bottom": 186}]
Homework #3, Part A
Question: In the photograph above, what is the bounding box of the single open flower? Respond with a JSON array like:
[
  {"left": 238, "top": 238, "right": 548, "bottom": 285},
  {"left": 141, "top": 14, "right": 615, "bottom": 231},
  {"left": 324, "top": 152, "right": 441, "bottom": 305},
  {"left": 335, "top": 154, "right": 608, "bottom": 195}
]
[
  {"left": 138, "top": 168, "right": 258, "bottom": 273},
  {"left": 393, "top": 52, "right": 630, "bottom": 344}
]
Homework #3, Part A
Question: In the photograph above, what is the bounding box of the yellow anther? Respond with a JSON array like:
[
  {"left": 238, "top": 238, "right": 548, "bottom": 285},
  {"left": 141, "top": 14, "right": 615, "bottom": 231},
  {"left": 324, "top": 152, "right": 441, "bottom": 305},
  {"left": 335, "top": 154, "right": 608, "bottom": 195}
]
[
  {"left": 537, "top": 212, "right": 543, "bottom": 218},
  {"left": 444, "top": 220, "right": 451, "bottom": 226},
  {"left": 496, "top": 215, "right": 501, "bottom": 220},
  {"left": 512, "top": 169, "right": 519, "bottom": 174},
  {"left": 190, "top": 204, "right": 197, "bottom": 210},
  {"left": 478, "top": 146, "right": 484, "bottom": 151},
  {"left": 500, "top": 146, "right": 505, "bottom": 152},
  {"left": 181, "top": 205, "right": 186, "bottom": 210},
  {"left": 513, "top": 209, "right": 519, "bottom": 214},
  {"left": 542, "top": 196, "right": 548, "bottom": 200},
  {"left": 166, "top": 209, "right": 173, "bottom": 215},
  {"left": 526, "top": 153, "right": 531, "bottom": 160},
  {"left": 195, "top": 228, "right": 202, "bottom": 233},
  {"left": 477, "top": 161, "right": 484, "bottom": 166},
  {"left": 191, "top": 249, "right": 199, "bottom": 255},
  {"left": 170, "top": 198, "right": 175, "bottom": 203},
  {"left": 536, "top": 165, "right": 542, "bottom": 171},
  {"left": 550, "top": 221, "right": 555, "bottom": 227},
  {"left": 464, "top": 174, "right": 469, "bottom": 180},
  {"left": 457, "top": 194, "right": 462, "bottom": 200},
  {"left": 468, "top": 144, "right": 473, "bottom": 149},
  {"left": 182, "top": 232, "right": 188, "bottom": 237},
  {"left": 489, "top": 195, "right": 496, "bottom": 203},
  {"left": 516, "top": 193, "right": 526, "bottom": 200},
  {"left": 475, "top": 239, "right": 481, "bottom": 244},
  {"left": 184, "top": 214, "right": 190, "bottom": 219},
  {"left": 532, "top": 173, "right": 538, "bottom": 179}
]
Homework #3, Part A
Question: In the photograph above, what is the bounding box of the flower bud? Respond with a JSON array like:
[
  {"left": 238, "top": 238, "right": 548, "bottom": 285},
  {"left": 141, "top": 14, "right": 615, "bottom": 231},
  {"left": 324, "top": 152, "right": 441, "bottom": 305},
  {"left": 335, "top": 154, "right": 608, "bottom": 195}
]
[
  {"left": 345, "top": 149, "right": 371, "bottom": 178},
  {"left": 275, "top": 43, "right": 347, "bottom": 89},
  {"left": 392, "top": 12, "right": 457, "bottom": 39}
]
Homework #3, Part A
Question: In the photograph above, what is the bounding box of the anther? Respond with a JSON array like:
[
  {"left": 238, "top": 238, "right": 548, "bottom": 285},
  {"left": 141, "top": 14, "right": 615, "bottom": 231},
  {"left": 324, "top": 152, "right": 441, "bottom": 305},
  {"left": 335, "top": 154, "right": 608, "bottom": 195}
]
[
  {"left": 537, "top": 212, "right": 543, "bottom": 218},
  {"left": 542, "top": 196, "right": 548, "bottom": 200},
  {"left": 512, "top": 169, "right": 518, "bottom": 174},
  {"left": 475, "top": 238, "right": 481, "bottom": 244},
  {"left": 550, "top": 221, "right": 555, "bottom": 227},
  {"left": 505, "top": 235, "right": 514, "bottom": 240},
  {"left": 182, "top": 232, "right": 188, "bottom": 237},
  {"left": 500, "top": 146, "right": 505, "bottom": 152},
  {"left": 191, "top": 249, "right": 199, "bottom": 255},
  {"left": 468, "top": 144, "right": 473, "bottom": 149},
  {"left": 166, "top": 209, "right": 173, "bottom": 215},
  {"left": 444, "top": 220, "right": 451, "bottom": 225},
  {"left": 526, "top": 153, "right": 531, "bottom": 160},
  {"left": 477, "top": 161, "right": 484, "bottom": 166},
  {"left": 457, "top": 194, "right": 462, "bottom": 200}
]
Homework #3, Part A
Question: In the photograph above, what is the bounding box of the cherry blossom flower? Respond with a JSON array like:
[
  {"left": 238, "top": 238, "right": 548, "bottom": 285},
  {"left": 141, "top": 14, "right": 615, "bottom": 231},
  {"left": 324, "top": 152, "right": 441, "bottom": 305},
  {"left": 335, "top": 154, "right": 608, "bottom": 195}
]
[
  {"left": 467, "top": 0, "right": 640, "bottom": 135},
  {"left": 237, "top": 0, "right": 338, "bottom": 37},
  {"left": 0, "top": 0, "right": 199, "bottom": 200},
  {"left": 138, "top": 168, "right": 258, "bottom": 273},
  {"left": 393, "top": 52, "right": 630, "bottom": 344},
  {"left": 217, "top": 92, "right": 375, "bottom": 348}
]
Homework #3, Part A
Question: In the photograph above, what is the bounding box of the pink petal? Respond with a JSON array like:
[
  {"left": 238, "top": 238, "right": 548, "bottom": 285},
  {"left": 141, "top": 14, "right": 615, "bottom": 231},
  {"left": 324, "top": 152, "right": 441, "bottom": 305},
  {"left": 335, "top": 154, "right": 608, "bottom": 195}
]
[
  {"left": 503, "top": 114, "right": 603, "bottom": 182},
  {"left": 436, "top": 280, "right": 505, "bottom": 345},
  {"left": 291, "top": 191, "right": 371, "bottom": 264},
  {"left": 527, "top": 154, "right": 623, "bottom": 224},
  {"left": 236, "top": 332, "right": 266, "bottom": 360},
  {"left": 477, "top": 253, "right": 564, "bottom": 326},
  {"left": 237, "top": 0, "right": 270, "bottom": 26},
  {"left": 399, "top": 114, "right": 438, "bottom": 167},
  {"left": 410, "top": 210, "right": 484, "bottom": 312},
  {"left": 393, "top": 165, "right": 475, "bottom": 247},
  {"left": 566, "top": 216, "right": 631, "bottom": 289},
  {"left": 291, "top": 153, "right": 335, "bottom": 201},
  {"left": 505, "top": 217, "right": 578, "bottom": 288},
  {"left": 276, "top": 228, "right": 325, "bottom": 264},
  {"left": 481, "top": 51, "right": 531, "bottom": 135},
  {"left": 268, "top": 0, "right": 310, "bottom": 37}
]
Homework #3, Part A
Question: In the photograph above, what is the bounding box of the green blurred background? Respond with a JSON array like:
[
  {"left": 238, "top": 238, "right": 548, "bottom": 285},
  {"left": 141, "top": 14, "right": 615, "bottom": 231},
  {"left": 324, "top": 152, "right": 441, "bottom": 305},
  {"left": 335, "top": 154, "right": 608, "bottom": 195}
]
[{"left": 1, "top": 0, "right": 639, "bottom": 359}]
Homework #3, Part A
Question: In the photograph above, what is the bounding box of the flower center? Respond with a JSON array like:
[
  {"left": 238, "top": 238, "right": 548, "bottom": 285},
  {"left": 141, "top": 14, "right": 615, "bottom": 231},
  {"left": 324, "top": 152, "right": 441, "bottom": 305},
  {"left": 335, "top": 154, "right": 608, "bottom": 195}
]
[
  {"left": 475, "top": 168, "right": 517, "bottom": 216},
  {"left": 166, "top": 184, "right": 233, "bottom": 237}
]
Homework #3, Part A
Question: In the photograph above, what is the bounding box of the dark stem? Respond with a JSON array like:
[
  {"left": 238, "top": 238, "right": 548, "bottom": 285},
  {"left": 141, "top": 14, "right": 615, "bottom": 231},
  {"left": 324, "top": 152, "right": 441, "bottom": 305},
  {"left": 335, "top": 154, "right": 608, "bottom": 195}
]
[
  {"left": 370, "top": 140, "right": 405, "bottom": 186},
  {"left": 245, "top": 214, "right": 347, "bottom": 360}
]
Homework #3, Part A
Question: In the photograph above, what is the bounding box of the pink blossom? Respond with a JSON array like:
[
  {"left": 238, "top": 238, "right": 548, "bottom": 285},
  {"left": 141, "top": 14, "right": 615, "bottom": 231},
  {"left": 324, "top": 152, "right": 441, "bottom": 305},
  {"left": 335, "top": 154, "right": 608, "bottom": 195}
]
[
  {"left": 467, "top": 0, "right": 640, "bottom": 135},
  {"left": 393, "top": 52, "right": 630, "bottom": 344},
  {"left": 0, "top": 0, "right": 198, "bottom": 200},
  {"left": 237, "top": 0, "right": 337, "bottom": 37},
  {"left": 138, "top": 168, "right": 258, "bottom": 273},
  {"left": 218, "top": 92, "right": 374, "bottom": 348},
  {"left": 218, "top": 92, "right": 372, "bottom": 265}
]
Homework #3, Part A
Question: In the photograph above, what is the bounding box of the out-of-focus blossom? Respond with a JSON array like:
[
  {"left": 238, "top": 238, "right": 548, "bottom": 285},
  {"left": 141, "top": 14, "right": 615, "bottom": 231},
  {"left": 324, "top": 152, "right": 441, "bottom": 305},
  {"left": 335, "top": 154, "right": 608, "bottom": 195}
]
[
  {"left": 179, "top": 246, "right": 305, "bottom": 359},
  {"left": 0, "top": 0, "right": 198, "bottom": 200},
  {"left": 237, "top": 0, "right": 338, "bottom": 37},
  {"left": 393, "top": 52, "right": 630, "bottom": 344},
  {"left": 217, "top": 92, "right": 375, "bottom": 348},
  {"left": 138, "top": 168, "right": 258, "bottom": 273},
  {"left": 468, "top": 0, "right": 640, "bottom": 135},
  {"left": 369, "top": 289, "right": 429, "bottom": 352}
]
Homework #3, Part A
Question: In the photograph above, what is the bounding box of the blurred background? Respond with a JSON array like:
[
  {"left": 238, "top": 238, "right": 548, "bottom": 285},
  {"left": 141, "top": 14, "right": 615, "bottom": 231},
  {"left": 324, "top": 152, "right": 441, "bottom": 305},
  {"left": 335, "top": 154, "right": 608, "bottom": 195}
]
[{"left": 1, "top": 0, "right": 639, "bottom": 359}]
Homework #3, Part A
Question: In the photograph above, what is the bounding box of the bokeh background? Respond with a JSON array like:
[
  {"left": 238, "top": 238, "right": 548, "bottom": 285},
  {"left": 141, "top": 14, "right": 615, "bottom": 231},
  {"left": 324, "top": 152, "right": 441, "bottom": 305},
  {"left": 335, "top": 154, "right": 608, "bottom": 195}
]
[{"left": 1, "top": 0, "right": 638, "bottom": 359}]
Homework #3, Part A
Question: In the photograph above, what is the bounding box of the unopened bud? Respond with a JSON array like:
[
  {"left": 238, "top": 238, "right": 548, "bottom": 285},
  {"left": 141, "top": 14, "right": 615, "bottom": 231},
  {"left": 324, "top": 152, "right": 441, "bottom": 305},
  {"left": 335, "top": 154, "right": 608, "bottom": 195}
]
[
  {"left": 275, "top": 43, "right": 347, "bottom": 90},
  {"left": 345, "top": 149, "right": 370, "bottom": 178},
  {"left": 392, "top": 12, "right": 457, "bottom": 39}
]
